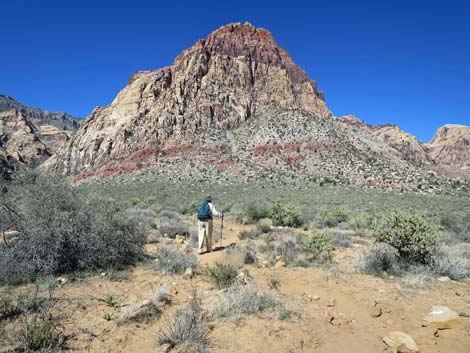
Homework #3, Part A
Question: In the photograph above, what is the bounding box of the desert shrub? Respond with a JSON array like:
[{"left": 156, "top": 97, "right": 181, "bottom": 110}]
[
  {"left": 213, "top": 285, "right": 280, "bottom": 320},
  {"left": 241, "top": 243, "right": 258, "bottom": 265},
  {"left": 118, "top": 302, "right": 160, "bottom": 325},
  {"left": 331, "top": 232, "right": 352, "bottom": 248},
  {"left": 430, "top": 245, "right": 470, "bottom": 280},
  {"left": 18, "top": 312, "right": 65, "bottom": 352},
  {"left": 153, "top": 246, "right": 197, "bottom": 275},
  {"left": 0, "top": 173, "right": 154, "bottom": 285},
  {"left": 271, "top": 232, "right": 304, "bottom": 264},
  {"left": 348, "top": 212, "right": 374, "bottom": 230},
  {"left": 235, "top": 202, "right": 271, "bottom": 224},
  {"left": 159, "top": 225, "right": 190, "bottom": 238},
  {"left": 0, "top": 288, "right": 44, "bottom": 321},
  {"left": 373, "top": 211, "right": 438, "bottom": 264},
  {"left": 270, "top": 202, "right": 303, "bottom": 228},
  {"left": 150, "top": 284, "right": 172, "bottom": 306},
  {"left": 156, "top": 297, "right": 211, "bottom": 353},
  {"left": 318, "top": 210, "right": 349, "bottom": 228},
  {"left": 359, "top": 243, "right": 401, "bottom": 276},
  {"left": 238, "top": 228, "right": 261, "bottom": 240},
  {"left": 439, "top": 212, "right": 470, "bottom": 238},
  {"left": 206, "top": 262, "right": 238, "bottom": 288},
  {"left": 256, "top": 218, "right": 272, "bottom": 233},
  {"left": 303, "top": 232, "right": 334, "bottom": 262}
]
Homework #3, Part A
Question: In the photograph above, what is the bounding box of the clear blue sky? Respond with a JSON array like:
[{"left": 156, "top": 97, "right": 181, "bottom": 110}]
[{"left": 1, "top": 0, "right": 469, "bottom": 142}]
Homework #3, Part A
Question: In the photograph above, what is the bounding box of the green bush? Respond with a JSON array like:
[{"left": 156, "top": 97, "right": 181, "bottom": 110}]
[
  {"left": 318, "top": 210, "right": 349, "bottom": 228},
  {"left": 18, "top": 312, "right": 65, "bottom": 352},
  {"left": 373, "top": 211, "right": 439, "bottom": 264},
  {"left": 256, "top": 218, "right": 272, "bottom": 233},
  {"left": 270, "top": 202, "right": 303, "bottom": 228},
  {"left": 0, "top": 173, "right": 154, "bottom": 284},
  {"left": 303, "top": 232, "right": 333, "bottom": 262},
  {"left": 236, "top": 202, "right": 271, "bottom": 224},
  {"left": 206, "top": 262, "right": 238, "bottom": 288}
]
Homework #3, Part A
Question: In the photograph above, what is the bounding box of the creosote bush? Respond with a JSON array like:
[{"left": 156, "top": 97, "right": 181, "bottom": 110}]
[
  {"left": 373, "top": 211, "right": 438, "bottom": 264},
  {"left": 0, "top": 173, "right": 154, "bottom": 285}
]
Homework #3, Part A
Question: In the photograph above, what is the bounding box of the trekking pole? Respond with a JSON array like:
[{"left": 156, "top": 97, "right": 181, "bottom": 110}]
[{"left": 219, "top": 213, "right": 224, "bottom": 248}]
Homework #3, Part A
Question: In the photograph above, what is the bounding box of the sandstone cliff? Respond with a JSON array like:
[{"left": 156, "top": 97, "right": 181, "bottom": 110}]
[
  {"left": 426, "top": 124, "right": 470, "bottom": 171},
  {"left": 44, "top": 22, "right": 331, "bottom": 175},
  {"left": 0, "top": 95, "right": 81, "bottom": 175}
]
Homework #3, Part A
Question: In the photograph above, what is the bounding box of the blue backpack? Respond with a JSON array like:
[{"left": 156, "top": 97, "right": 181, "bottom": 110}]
[{"left": 196, "top": 201, "right": 212, "bottom": 221}]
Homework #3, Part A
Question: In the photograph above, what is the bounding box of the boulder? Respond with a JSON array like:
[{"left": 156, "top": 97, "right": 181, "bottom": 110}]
[
  {"left": 422, "top": 305, "right": 460, "bottom": 329},
  {"left": 383, "top": 331, "right": 419, "bottom": 353}
]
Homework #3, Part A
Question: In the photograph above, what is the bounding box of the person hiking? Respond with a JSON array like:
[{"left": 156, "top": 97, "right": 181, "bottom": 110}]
[{"left": 196, "top": 196, "right": 223, "bottom": 254}]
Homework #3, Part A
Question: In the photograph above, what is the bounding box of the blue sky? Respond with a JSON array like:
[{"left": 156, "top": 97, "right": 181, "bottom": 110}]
[{"left": 1, "top": 0, "right": 469, "bottom": 142}]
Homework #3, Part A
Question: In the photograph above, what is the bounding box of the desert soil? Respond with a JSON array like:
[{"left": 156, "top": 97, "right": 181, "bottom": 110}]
[{"left": 4, "top": 219, "right": 469, "bottom": 353}]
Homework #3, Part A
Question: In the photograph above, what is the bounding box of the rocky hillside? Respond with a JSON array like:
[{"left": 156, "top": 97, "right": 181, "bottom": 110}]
[
  {"left": 338, "top": 116, "right": 469, "bottom": 175},
  {"left": 427, "top": 124, "right": 470, "bottom": 172},
  {"left": 0, "top": 95, "right": 81, "bottom": 176},
  {"left": 43, "top": 23, "right": 467, "bottom": 193}
]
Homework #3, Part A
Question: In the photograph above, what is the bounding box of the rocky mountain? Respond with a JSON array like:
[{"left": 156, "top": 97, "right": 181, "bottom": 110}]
[
  {"left": 44, "top": 23, "right": 467, "bottom": 193},
  {"left": 0, "top": 95, "right": 81, "bottom": 177},
  {"left": 338, "top": 116, "right": 469, "bottom": 175},
  {"left": 427, "top": 124, "right": 470, "bottom": 172}
]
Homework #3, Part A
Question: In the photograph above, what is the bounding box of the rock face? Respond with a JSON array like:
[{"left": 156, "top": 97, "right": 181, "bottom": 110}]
[
  {"left": 0, "top": 95, "right": 81, "bottom": 175},
  {"left": 426, "top": 124, "right": 470, "bottom": 172},
  {"left": 44, "top": 22, "right": 331, "bottom": 175}
]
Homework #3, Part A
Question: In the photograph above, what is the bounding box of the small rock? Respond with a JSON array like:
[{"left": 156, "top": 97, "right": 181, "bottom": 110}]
[
  {"left": 422, "top": 305, "right": 460, "bottom": 329},
  {"left": 325, "top": 309, "right": 335, "bottom": 324},
  {"left": 100, "top": 272, "right": 106, "bottom": 277},
  {"left": 327, "top": 298, "right": 336, "bottom": 307},
  {"left": 175, "top": 235, "right": 186, "bottom": 244},
  {"left": 370, "top": 305, "right": 383, "bottom": 318},
  {"left": 383, "top": 331, "right": 419, "bottom": 353},
  {"left": 182, "top": 267, "right": 193, "bottom": 279},
  {"left": 312, "top": 294, "right": 320, "bottom": 301},
  {"left": 455, "top": 289, "right": 465, "bottom": 297},
  {"left": 274, "top": 260, "right": 286, "bottom": 268},
  {"left": 437, "top": 276, "right": 450, "bottom": 282},
  {"left": 57, "top": 276, "right": 68, "bottom": 285}
]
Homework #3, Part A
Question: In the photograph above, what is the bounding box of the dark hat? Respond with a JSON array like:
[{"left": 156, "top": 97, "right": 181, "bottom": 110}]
[{"left": 206, "top": 195, "right": 214, "bottom": 202}]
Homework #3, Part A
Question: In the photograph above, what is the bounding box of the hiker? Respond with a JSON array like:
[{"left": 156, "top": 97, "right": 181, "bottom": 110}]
[{"left": 196, "top": 196, "right": 223, "bottom": 254}]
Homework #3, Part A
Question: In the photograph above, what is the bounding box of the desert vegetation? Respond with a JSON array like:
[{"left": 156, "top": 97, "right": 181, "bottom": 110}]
[{"left": 1, "top": 174, "right": 469, "bottom": 353}]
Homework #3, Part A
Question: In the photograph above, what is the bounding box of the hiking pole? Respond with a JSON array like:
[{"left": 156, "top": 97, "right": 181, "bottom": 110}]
[{"left": 219, "top": 213, "right": 224, "bottom": 248}]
